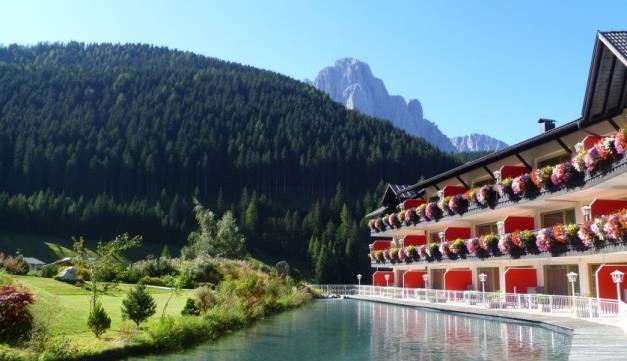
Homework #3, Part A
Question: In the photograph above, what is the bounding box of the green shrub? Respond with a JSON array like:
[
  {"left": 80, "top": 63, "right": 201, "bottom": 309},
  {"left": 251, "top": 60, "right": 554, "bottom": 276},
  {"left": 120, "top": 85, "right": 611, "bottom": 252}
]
[
  {"left": 0, "top": 285, "right": 34, "bottom": 344},
  {"left": 195, "top": 286, "right": 216, "bottom": 315},
  {"left": 141, "top": 276, "right": 167, "bottom": 287},
  {"left": 40, "top": 264, "right": 59, "bottom": 278},
  {"left": 146, "top": 316, "right": 210, "bottom": 350},
  {"left": 0, "top": 254, "right": 29, "bottom": 275},
  {"left": 121, "top": 283, "right": 157, "bottom": 327},
  {"left": 181, "top": 298, "right": 200, "bottom": 316},
  {"left": 190, "top": 255, "right": 223, "bottom": 284},
  {"left": 87, "top": 300, "right": 111, "bottom": 338}
]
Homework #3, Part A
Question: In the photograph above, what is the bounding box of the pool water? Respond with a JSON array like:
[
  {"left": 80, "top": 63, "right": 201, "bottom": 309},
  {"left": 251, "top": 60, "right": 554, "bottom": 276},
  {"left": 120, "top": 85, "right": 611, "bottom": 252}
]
[{"left": 125, "top": 299, "right": 571, "bottom": 361}]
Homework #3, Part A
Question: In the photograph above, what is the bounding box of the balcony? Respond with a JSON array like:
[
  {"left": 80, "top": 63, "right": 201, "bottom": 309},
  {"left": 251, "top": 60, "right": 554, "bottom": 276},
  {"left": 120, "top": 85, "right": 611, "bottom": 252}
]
[{"left": 369, "top": 129, "right": 627, "bottom": 238}]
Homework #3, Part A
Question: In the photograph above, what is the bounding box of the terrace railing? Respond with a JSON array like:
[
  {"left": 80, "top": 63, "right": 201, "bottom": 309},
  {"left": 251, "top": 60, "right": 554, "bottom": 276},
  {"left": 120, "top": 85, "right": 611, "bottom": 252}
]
[{"left": 313, "top": 284, "right": 624, "bottom": 324}]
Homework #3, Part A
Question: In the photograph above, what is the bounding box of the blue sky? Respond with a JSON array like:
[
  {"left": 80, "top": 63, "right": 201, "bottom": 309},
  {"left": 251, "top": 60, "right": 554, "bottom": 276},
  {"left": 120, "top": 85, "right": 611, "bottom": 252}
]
[{"left": 1, "top": 0, "right": 626, "bottom": 145}]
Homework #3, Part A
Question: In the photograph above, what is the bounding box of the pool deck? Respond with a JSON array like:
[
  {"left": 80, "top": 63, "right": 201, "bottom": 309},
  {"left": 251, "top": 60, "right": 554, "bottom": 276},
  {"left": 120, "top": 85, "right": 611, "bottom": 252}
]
[{"left": 347, "top": 295, "right": 627, "bottom": 361}]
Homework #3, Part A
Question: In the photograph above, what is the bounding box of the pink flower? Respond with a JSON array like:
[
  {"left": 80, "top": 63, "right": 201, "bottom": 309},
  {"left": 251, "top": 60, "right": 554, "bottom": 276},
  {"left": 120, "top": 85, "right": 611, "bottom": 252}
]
[{"left": 535, "top": 229, "right": 551, "bottom": 252}]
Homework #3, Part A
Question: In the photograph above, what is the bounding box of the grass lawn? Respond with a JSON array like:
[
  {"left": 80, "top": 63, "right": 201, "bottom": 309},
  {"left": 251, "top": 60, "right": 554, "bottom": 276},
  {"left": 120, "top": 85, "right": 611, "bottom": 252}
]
[
  {"left": 0, "top": 231, "right": 176, "bottom": 263},
  {"left": 13, "top": 276, "right": 193, "bottom": 350}
]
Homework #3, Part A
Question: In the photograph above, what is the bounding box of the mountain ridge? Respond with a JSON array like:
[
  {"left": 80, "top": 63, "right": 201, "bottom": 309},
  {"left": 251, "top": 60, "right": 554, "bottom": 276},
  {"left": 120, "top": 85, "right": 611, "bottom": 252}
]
[{"left": 312, "top": 58, "right": 508, "bottom": 153}]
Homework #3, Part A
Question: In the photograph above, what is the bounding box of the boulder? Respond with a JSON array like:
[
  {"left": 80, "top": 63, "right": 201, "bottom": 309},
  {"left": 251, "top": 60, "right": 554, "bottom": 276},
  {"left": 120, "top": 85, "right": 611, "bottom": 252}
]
[{"left": 57, "top": 266, "right": 78, "bottom": 282}]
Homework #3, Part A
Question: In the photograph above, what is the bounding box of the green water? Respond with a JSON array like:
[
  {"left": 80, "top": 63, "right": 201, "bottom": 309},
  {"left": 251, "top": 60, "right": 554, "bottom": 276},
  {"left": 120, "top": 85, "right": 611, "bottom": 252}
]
[{"left": 126, "top": 299, "right": 571, "bottom": 361}]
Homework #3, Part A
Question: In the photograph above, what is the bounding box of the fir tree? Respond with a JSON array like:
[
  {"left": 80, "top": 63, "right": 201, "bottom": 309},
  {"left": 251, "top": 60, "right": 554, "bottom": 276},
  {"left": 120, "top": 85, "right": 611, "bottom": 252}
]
[{"left": 121, "top": 283, "right": 157, "bottom": 327}]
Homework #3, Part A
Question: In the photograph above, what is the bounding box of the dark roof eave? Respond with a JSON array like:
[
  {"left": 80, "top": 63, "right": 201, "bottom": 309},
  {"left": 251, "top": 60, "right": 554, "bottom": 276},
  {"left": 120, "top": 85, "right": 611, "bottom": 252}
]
[
  {"left": 364, "top": 206, "right": 387, "bottom": 219},
  {"left": 409, "top": 118, "right": 584, "bottom": 191}
]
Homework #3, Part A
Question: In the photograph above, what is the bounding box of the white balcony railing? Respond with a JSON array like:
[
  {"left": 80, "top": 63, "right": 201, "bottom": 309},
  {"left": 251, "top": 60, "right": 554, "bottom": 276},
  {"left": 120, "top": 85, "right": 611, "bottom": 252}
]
[{"left": 313, "top": 284, "right": 626, "bottom": 324}]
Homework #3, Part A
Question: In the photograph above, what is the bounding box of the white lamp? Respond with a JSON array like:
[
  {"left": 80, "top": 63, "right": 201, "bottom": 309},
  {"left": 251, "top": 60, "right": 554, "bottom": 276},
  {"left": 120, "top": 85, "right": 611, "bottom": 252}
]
[
  {"left": 422, "top": 273, "right": 429, "bottom": 289},
  {"left": 399, "top": 238, "right": 405, "bottom": 248},
  {"left": 357, "top": 274, "right": 362, "bottom": 287},
  {"left": 496, "top": 221, "right": 505, "bottom": 236},
  {"left": 567, "top": 272, "right": 578, "bottom": 297},
  {"left": 611, "top": 270, "right": 624, "bottom": 302},
  {"left": 437, "top": 190, "right": 444, "bottom": 199},
  {"left": 581, "top": 205, "right": 591, "bottom": 222},
  {"left": 438, "top": 231, "right": 445, "bottom": 244},
  {"left": 493, "top": 170, "right": 501, "bottom": 183},
  {"left": 384, "top": 274, "right": 391, "bottom": 288},
  {"left": 479, "top": 273, "right": 487, "bottom": 303},
  {"left": 575, "top": 142, "right": 584, "bottom": 153}
]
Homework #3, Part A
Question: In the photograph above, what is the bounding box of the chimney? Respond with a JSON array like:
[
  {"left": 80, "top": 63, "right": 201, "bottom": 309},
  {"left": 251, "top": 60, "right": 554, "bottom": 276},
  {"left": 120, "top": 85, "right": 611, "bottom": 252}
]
[{"left": 538, "top": 118, "right": 556, "bottom": 133}]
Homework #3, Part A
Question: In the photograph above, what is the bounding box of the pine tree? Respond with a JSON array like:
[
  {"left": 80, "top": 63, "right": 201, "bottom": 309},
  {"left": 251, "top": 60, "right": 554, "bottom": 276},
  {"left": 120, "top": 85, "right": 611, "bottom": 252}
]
[
  {"left": 88, "top": 300, "right": 111, "bottom": 338},
  {"left": 121, "top": 283, "right": 157, "bottom": 327}
]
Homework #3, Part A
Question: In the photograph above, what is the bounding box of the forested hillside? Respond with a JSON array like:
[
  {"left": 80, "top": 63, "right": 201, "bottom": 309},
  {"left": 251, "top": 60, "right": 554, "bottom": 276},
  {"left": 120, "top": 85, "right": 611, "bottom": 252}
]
[{"left": 0, "top": 42, "right": 460, "bottom": 281}]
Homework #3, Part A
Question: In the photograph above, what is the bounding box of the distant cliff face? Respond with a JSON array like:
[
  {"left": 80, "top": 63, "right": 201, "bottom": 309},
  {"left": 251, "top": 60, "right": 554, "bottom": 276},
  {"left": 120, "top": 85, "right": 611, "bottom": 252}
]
[
  {"left": 450, "top": 134, "right": 508, "bottom": 152},
  {"left": 312, "top": 58, "right": 509, "bottom": 153},
  {"left": 313, "top": 58, "right": 457, "bottom": 153}
]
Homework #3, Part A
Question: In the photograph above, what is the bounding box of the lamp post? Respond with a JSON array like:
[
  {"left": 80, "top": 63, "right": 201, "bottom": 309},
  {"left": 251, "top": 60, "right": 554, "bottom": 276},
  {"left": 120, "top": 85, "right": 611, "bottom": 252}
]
[
  {"left": 567, "top": 272, "right": 578, "bottom": 296},
  {"left": 493, "top": 170, "right": 501, "bottom": 183},
  {"left": 438, "top": 231, "right": 445, "bottom": 244},
  {"left": 581, "top": 205, "right": 591, "bottom": 222},
  {"left": 385, "top": 274, "right": 390, "bottom": 288},
  {"left": 479, "top": 273, "right": 487, "bottom": 304},
  {"left": 496, "top": 221, "right": 505, "bottom": 236},
  {"left": 422, "top": 273, "right": 429, "bottom": 289},
  {"left": 357, "top": 274, "right": 362, "bottom": 287},
  {"left": 611, "top": 270, "right": 624, "bottom": 302}
]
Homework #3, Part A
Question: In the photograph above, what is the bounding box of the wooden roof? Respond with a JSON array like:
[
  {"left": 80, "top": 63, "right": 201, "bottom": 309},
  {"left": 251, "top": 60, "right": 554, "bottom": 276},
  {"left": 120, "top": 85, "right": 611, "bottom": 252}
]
[{"left": 581, "top": 31, "right": 627, "bottom": 126}]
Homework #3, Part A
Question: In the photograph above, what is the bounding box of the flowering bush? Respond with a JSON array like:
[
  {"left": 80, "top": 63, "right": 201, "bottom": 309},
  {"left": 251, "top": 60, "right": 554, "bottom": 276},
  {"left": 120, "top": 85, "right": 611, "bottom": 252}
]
[
  {"left": 388, "top": 214, "right": 401, "bottom": 228},
  {"left": 584, "top": 146, "right": 600, "bottom": 172},
  {"left": 565, "top": 223, "right": 580, "bottom": 245},
  {"left": 498, "top": 234, "right": 513, "bottom": 254},
  {"left": 483, "top": 233, "right": 498, "bottom": 251},
  {"left": 0, "top": 254, "right": 29, "bottom": 275},
  {"left": 535, "top": 228, "right": 552, "bottom": 252},
  {"left": 406, "top": 246, "right": 418, "bottom": 260},
  {"left": 511, "top": 231, "right": 523, "bottom": 249},
  {"left": 438, "top": 196, "right": 452, "bottom": 213},
  {"left": 475, "top": 185, "right": 493, "bottom": 206},
  {"left": 551, "top": 225, "right": 567, "bottom": 249},
  {"left": 398, "top": 210, "right": 406, "bottom": 224},
  {"left": 375, "top": 218, "right": 385, "bottom": 232},
  {"left": 389, "top": 247, "right": 399, "bottom": 263},
  {"left": 374, "top": 250, "right": 384, "bottom": 263},
  {"left": 519, "top": 229, "right": 536, "bottom": 250},
  {"left": 512, "top": 175, "right": 528, "bottom": 196},
  {"left": 405, "top": 208, "right": 418, "bottom": 224},
  {"left": 418, "top": 245, "right": 428, "bottom": 258},
  {"left": 448, "top": 194, "right": 467, "bottom": 214},
  {"left": 466, "top": 238, "right": 480, "bottom": 255},
  {"left": 538, "top": 166, "right": 553, "bottom": 188},
  {"left": 550, "top": 162, "right": 569, "bottom": 186},
  {"left": 591, "top": 218, "right": 605, "bottom": 239},
  {"left": 397, "top": 247, "right": 406, "bottom": 262},
  {"left": 368, "top": 219, "right": 377, "bottom": 232},
  {"left": 0, "top": 285, "right": 34, "bottom": 343},
  {"left": 429, "top": 242, "right": 439, "bottom": 256},
  {"left": 425, "top": 202, "right": 441, "bottom": 221},
  {"left": 598, "top": 136, "right": 615, "bottom": 161},
  {"left": 451, "top": 239, "right": 465, "bottom": 254},
  {"left": 498, "top": 177, "right": 514, "bottom": 197},
  {"left": 572, "top": 150, "right": 586, "bottom": 173},
  {"left": 439, "top": 242, "right": 450, "bottom": 257},
  {"left": 577, "top": 223, "right": 595, "bottom": 248},
  {"left": 416, "top": 204, "right": 427, "bottom": 220},
  {"left": 467, "top": 188, "right": 477, "bottom": 204},
  {"left": 383, "top": 249, "right": 391, "bottom": 262},
  {"left": 603, "top": 213, "right": 624, "bottom": 241}
]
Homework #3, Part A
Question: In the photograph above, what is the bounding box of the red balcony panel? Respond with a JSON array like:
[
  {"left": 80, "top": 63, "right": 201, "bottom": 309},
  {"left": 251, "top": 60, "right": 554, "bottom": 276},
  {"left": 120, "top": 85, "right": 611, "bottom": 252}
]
[
  {"left": 403, "top": 235, "right": 426, "bottom": 246},
  {"left": 499, "top": 165, "right": 528, "bottom": 179},
  {"left": 590, "top": 199, "right": 627, "bottom": 218},
  {"left": 442, "top": 185, "right": 468, "bottom": 197},
  {"left": 504, "top": 216, "right": 535, "bottom": 233},
  {"left": 444, "top": 269, "right": 472, "bottom": 291},
  {"left": 582, "top": 135, "right": 603, "bottom": 150},
  {"left": 504, "top": 268, "right": 537, "bottom": 294},
  {"left": 403, "top": 270, "right": 426, "bottom": 288},
  {"left": 373, "top": 271, "right": 395, "bottom": 287},
  {"left": 372, "top": 240, "right": 391, "bottom": 251},
  {"left": 444, "top": 227, "right": 471, "bottom": 241},
  {"left": 595, "top": 264, "right": 627, "bottom": 301},
  {"left": 402, "top": 199, "right": 425, "bottom": 210}
]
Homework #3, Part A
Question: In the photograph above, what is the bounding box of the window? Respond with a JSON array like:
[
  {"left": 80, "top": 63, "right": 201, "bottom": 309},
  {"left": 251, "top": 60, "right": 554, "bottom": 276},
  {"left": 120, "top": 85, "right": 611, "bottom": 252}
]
[
  {"left": 541, "top": 209, "right": 575, "bottom": 228},
  {"left": 477, "top": 267, "right": 500, "bottom": 292},
  {"left": 544, "top": 265, "right": 579, "bottom": 296},
  {"left": 537, "top": 153, "right": 570, "bottom": 168},
  {"left": 476, "top": 223, "right": 497, "bottom": 237}
]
